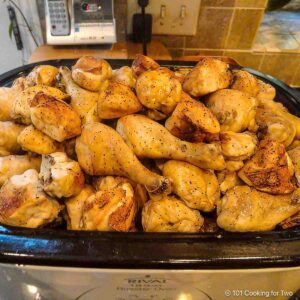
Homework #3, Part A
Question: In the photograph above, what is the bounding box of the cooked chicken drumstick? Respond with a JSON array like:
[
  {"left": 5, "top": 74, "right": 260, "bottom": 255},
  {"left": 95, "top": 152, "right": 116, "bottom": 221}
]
[
  {"left": 76, "top": 122, "right": 172, "bottom": 194},
  {"left": 117, "top": 114, "right": 225, "bottom": 170}
]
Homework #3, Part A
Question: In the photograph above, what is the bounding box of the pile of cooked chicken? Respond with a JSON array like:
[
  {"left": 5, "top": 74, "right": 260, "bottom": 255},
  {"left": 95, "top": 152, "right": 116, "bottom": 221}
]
[{"left": 0, "top": 55, "right": 300, "bottom": 233}]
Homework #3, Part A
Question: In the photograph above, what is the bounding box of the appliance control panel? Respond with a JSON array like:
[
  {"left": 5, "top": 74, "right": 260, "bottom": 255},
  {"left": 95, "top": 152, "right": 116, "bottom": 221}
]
[{"left": 46, "top": 0, "right": 70, "bottom": 36}]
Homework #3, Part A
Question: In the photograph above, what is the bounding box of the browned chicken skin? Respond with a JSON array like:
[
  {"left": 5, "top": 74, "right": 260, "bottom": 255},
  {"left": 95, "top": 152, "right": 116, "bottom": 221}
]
[
  {"left": 136, "top": 68, "right": 182, "bottom": 115},
  {"left": 131, "top": 54, "right": 160, "bottom": 78},
  {"left": 76, "top": 122, "right": 172, "bottom": 194},
  {"left": 206, "top": 89, "right": 258, "bottom": 133},
  {"left": 71, "top": 56, "right": 112, "bottom": 91},
  {"left": 25, "top": 65, "right": 58, "bottom": 87},
  {"left": 238, "top": 139, "right": 295, "bottom": 194},
  {"left": 183, "top": 57, "right": 232, "bottom": 97},
  {"left": 162, "top": 160, "right": 219, "bottom": 212},
  {"left": 117, "top": 114, "right": 225, "bottom": 170},
  {"left": 142, "top": 196, "right": 204, "bottom": 232},
  {"left": 165, "top": 92, "right": 220, "bottom": 142},
  {"left": 97, "top": 81, "right": 142, "bottom": 119},
  {"left": 0, "top": 169, "right": 62, "bottom": 228},
  {"left": 82, "top": 182, "right": 136, "bottom": 231},
  {"left": 217, "top": 186, "right": 300, "bottom": 232},
  {"left": 230, "top": 70, "right": 259, "bottom": 97}
]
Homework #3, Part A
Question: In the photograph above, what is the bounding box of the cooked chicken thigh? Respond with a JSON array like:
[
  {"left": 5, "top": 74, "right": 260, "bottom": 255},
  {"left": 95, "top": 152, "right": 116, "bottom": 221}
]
[
  {"left": 0, "top": 78, "right": 25, "bottom": 121},
  {"left": 238, "top": 139, "right": 295, "bottom": 194},
  {"left": 30, "top": 93, "right": 81, "bottom": 142},
  {"left": 220, "top": 131, "right": 257, "bottom": 160},
  {"left": 142, "top": 196, "right": 204, "bottom": 232},
  {"left": 76, "top": 122, "right": 172, "bottom": 194},
  {"left": 117, "top": 114, "right": 225, "bottom": 170},
  {"left": 206, "top": 89, "right": 258, "bottom": 133},
  {"left": 225, "top": 160, "right": 244, "bottom": 172},
  {"left": 17, "top": 125, "right": 62, "bottom": 155},
  {"left": 217, "top": 171, "right": 243, "bottom": 194},
  {"left": 136, "top": 68, "right": 182, "bottom": 115},
  {"left": 11, "top": 85, "right": 69, "bottom": 124},
  {"left": 97, "top": 81, "right": 142, "bottom": 119},
  {"left": 165, "top": 93, "right": 220, "bottom": 142},
  {"left": 39, "top": 152, "right": 85, "bottom": 198},
  {"left": 25, "top": 65, "right": 58, "bottom": 87},
  {"left": 112, "top": 66, "right": 136, "bottom": 89},
  {"left": 65, "top": 184, "right": 94, "bottom": 230},
  {"left": 0, "top": 169, "right": 61, "bottom": 228},
  {"left": 131, "top": 54, "right": 160, "bottom": 78},
  {"left": 287, "top": 146, "right": 300, "bottom": 187},
  {"left": 230, "top": 70, "right": 259, "bottom": 97},
  {"left": 82, "top": 182, "right": 136, "bottom": 231},
  {"left": 183, "top": 58, "right": 232, "bottom": 97},
  {"left": 0, "top": 155, "right": 41, "bottom": 186},
  {"left": 256, "top": 107, "right": 296, "bottom": 147},
  {"left": 217, "top": 186, "right": 300, "bottom": 232},
  {"left": 0, "top": 121, "right": 25, "bottom": 156},
  {"left": 256, "top": 79, "right": 276, "bottom": 104},
  {"left": 71, "top": 56, "right": 112, "bottom": 91},
  {"left": 162, "top": 160, "right": 219, "bottom": 212},
  {"left": 261, "top": 100, "right": 300, "bottom": 139},
  {"left": 59, "top": 67, "right": 99, "bottom": 124}
]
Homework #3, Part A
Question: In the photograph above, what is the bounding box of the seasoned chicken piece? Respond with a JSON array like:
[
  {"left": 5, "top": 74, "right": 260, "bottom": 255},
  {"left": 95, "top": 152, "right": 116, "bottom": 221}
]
[
  {"left": 206, "top": 89, "right": 257, "bottom": 133},
  {"left": 39, "top": 152, "right": 85, "bottom": 198},
  {"left": 162, "top": 160, "right": 219, "bottom": 212},
  {"left": 112, "top": 66, "right": 136, "bottom": 89},
  {"left": 25, "top": 65, "right": 58, "bottom": 87},
  {"left": 30, "top": 93, "right": 81, "bottom": 142},
  {"left": 226, "top": 160, "right": 244, "bottom": 172},
  {"left": 0, "top": 78, "right": 25, "bottom": 121},
  {"left": 116, "top": 114, "right": 225, "bottom": 170},
  {"left": 256, "top": 79, "right": 276, "bottom": 104},
  {"left": 256, "top": 107, "right": 296, "bottom": 147},
  {"left": 76, "top": 122, "right": 172, "bottom": 194},
  {"left": 165, "top": 93, "right": 220, "bottom": 142},
  {"left": 183, "top": 58, "right": 232, "bottom": 97},
  {"left": 131, "top": 54, "right": 160, "bottom": 78},
  {"left": 261, "top": 100, "right": 300, "bottom": 139},
  {"left": 287, "top": 146, "right": 300, "bottom": 187},
  {"left": 0, "top": 121, "right": 25, "bottom": 156},
  {"left": 142, "top": 196, "right": 204, "bottom": 232},
  {"left": 147, "top": 109, "right": 168, "bottom": 121},
  {"left": 279, "top": 211, "right": 300, "bottom": 229},
  {"left": 65, "top": 184, "right": 94, "bottom": 230},
  {"left": 220, "top": 131, "right": 257, "bottom": 160},
  {"left": 93, "top": 175, "right": 148, "bottom": 222},
  {"left": 82, "top": 182, "right": 136, "bottom": 231},
  {"left": 217, "top": 186, "right": 300, "bottom": 232},
  {"left": 136, "top": 68, "right": 182, "bottom": 115},
  {"left": 59, "top": 67, "right": 99, "bottom": 124},
  {"left": 217, "top": 172, "right": 243, "bottom": 194},
  {"left": 0, "top": 155, "right": 41, "bottom": 186},
  {"left": 17, "top": 125, "right": 62, "bottom": 154},
  {"left": 238, "top": 139, "right": 295, "bottom": 194},
  {"left": 97, "top": 81, "right": 142, "bottom": 119},
  {"left": 71, "top": 56, "right": 112, "bottom": 91},
  {"left": 0, "top": 169, "right": 61, "bottom": 228},
  {"left": 230, "top": 70, "right": 259, "bottom": 97},
  {"left": 11, "top": 85, "right": 69, "bottom": 124}
]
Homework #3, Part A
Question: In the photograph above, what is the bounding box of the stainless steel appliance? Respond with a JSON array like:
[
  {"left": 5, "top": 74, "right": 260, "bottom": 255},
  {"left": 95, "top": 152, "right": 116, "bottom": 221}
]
[
  {"left": 45, "top": 0, "right": 116, "bottom": 45},
  {"left": 0, "top": 59, "right": 299, "bottom": 300}
]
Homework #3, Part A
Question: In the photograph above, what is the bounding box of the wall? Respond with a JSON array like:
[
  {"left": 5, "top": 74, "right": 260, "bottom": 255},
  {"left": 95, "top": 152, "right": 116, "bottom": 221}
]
[{"left": 0, "top": 0, "right": 43, "bottom": 74}]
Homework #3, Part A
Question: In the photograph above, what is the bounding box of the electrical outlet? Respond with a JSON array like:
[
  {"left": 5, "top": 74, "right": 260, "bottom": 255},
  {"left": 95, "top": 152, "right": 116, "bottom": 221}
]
[{"left": 127, "top": 0, "right": 200, "bottom": 36}]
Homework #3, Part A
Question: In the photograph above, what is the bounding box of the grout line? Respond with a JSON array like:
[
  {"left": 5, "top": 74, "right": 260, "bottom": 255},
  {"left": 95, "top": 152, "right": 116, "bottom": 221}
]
[
  {"left": 223, "top": 7, "right": 235, "bottom": 49},
  {"left": 258, "top": 51, "right": 266, "bottom": 70},
  {"left": 200, "top": 6, "right": 266, "bottom": 10}
]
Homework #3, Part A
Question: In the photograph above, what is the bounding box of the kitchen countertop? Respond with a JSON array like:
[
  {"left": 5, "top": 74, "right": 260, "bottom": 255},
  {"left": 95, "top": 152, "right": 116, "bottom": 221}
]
[{"left": 28, "top": 41, "right": 172, "bottom": 63}]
